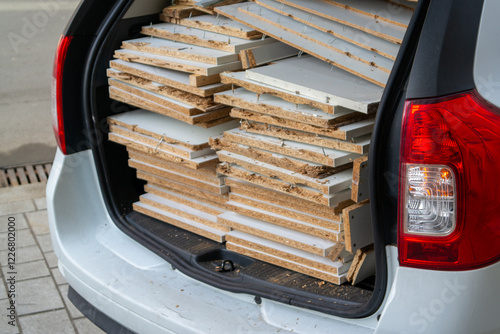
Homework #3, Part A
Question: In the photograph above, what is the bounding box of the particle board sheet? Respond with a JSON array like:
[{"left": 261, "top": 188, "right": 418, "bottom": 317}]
[
  {"left": 222, "top": 128, "right": 360, "bottom": 166},
  {"left": 239, "top": 42, "right": 300, "bottom": 69},
  {"left": 110, "top": 60, "right": 231, "bottom": 97},
  {"left": 108, "top": 69, "right": 222, "bottom": 112},
  {"left": 217, "top": 150, "right": 353, "bottom": 195},
  {"left": 351, "top": 155, "right": 369, "bottom": 202},
  {"left": 240, "top": 122, "right": 371, "bottom": 154},
  {"left": 109, "top": 86, "right": 232, "bottom": 127},
  {"left": 144, "top": 183, "right": 227, "bottom": 215},
  {"left": 226, "top": 178, "right": 341, "bottom": 220},
  {"left": 134, "top": 201, "right": 226, "bottom": 242},
  {"left": 346, "top": 245, "right": 375, "bottom": 285},
  {"left": 221, "top": 71, "right": 336, "bottom": 114},
  {"left": 111, "top": 124, "right": 215, "bottom": 159},
  {"left": 141, "top": 23, "right": 277, "bottom": 53},
  {"left": 108, "top": 109, "right": 239, "bottom": 151},
  {"left": 139, "top": 193, "right": 230, "bottom": 232},
  {"left": 128, "top": 148, "right": 224, "bottom": 185},
  {"left": 114, "top": 49, "right": 242, "bottom": 76},
  {"left": 160, "top": 14, "right": 263, "bottom": 39},
  {"left": 210, "top": 137, "right": 351, "bottom": 178},
  {"left": 218, "top": 211, "right": 337, "bottom": 256},
  {"left": 122, "top": 37, "right": 240, "bottom": 65},
  {"left": 215, "top": 3, "right": 391, "bottom": 87},
  {"left": 228, "top": 192, "right": 341, "bottom": 230},
  {"left": 162, "top": 4, "right": 205, "bottom": 19},
  {"left": 129, "top": 158, "right": 229, "bottom": 194},
  {"left": 228, "top": 125, "right": 362, "bottom": 162},
  {"left": 253, "top": 0, "right": 400, "bottom": 60},
  {"left": 214, "top": 88, "right": 371, "bottom": 128},
  {"left": 227, "top": 231, "right": 350, "bottom": 275},
  {"left": 226, "top": 242, "right": 347, "bottom": 284},
  {"left": 217, "top": 164, "right": 352, "bottom": 206},
  {"left": 245, "top": 56, "right": 382, "bottom": 114},
  {"left": 225, "top": 200, "right": 342, "bottom": 241},
  {"left": 232, "top": 108, "right": 374, "bottom": 141},
  {"left": 109, "top": 132, "right": 219, "bottom": 169},
  {"left": 138, "top": 171, "right": 229, "bottom": 204},
  {"left": 342, "top": 200, "right": 373, "bottom": 253},
  {"left": 271, "top": 0, "right": 407, "bottom": 44}
]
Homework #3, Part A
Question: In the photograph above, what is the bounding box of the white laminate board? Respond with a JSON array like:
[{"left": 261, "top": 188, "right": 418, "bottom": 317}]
[
  {"left": 122, "top": 36, "right": 239, "bottom": 64},
  {"left": 167, "top": 13, "right": 261, "bottom": 34},
  {"left": 109, "top": 109, "right": 239, "bottom": 146},
  {"left": 241, "top": 42, "right": 300, "bottom": 67},
  {"left": 141, "top": 22, "right": 276, "bottom": 53},
  {"left": 245, "top": 56, "right": 382, "bottom": 114},
  {"left": 114, "top": 48, "right": 242, "bottom": 75},
  {"left": 254, "top": 0, "right": 400, "bottom": 59}
]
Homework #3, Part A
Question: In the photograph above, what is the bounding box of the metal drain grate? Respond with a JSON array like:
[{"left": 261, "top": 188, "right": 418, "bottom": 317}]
[{"left": 0, "top": 163, "right": 52, "bottom": 188}]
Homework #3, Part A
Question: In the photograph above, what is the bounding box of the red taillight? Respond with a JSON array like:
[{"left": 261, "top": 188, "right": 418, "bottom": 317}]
[
  {"left": 399, "top": 91, "right": 500, "bottom": 270},
  {"left": 52, "top": 35, "right": 73, "bottom": 155}
]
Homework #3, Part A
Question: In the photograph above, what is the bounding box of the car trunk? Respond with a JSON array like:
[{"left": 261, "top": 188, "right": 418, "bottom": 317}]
[{"left": 78, "top": 0, "right": 429, "bottom": 318}]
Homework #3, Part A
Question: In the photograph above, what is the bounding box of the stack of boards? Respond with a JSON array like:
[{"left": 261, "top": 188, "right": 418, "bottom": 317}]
[{"left": 107, "top": 0, "right": 414, "bottom": 285}]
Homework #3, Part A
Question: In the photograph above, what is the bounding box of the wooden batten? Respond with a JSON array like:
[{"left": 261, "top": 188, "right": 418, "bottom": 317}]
[
  {"left": 351, "top": 155, "right": 369, "bottom": 202},
  {"left": 162, "top": 5, "right": 205, "bottom": 19},
  {"left": 189, "top": 73, "right": 223, "bottom": 87},
  {"left": 342, "top": 200, "right": 373, "bottom": 253},
  {"left": 134, "top": 201, "right": 226, "bottom": 242}
]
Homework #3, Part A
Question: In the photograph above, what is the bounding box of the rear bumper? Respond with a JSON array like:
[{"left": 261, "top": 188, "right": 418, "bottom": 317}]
[{"left": 46, "top": 149, "right": 378, "bottom": 334}]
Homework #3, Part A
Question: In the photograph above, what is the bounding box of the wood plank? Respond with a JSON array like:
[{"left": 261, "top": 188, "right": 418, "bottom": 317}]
[
  {"left": 221, "top": 71, "right": 336, "bottom": 114},
  {"left": 228, "top": 192, "right": 341, "bottom": 230},
  {"left": 241, "top": 122, "right": 371, "bottom": 154},
  {"left": 110, "top": 59, "right": 231, "bottom": 97},
  {"left": 25, "top": 165, "right": 38, "bottom": 184},
  {"left": 0, "top": 170, "right": 8, "bottom": 187},
  {"left": 122, "top": 37, "right": 239, "bottom": 65},
  {"left": 215, "top": 3, "right": 391, "bottom": 86},
  {"left": 223, "top": 128, "right": 360, "bottom": 167},
  {"left": 226, "top": 178, "right": 340, "bottom": 220},
  {"left": 111, "top": 124, "right": 215, "bottom": 159},
  {"left": 138, "top": 172, "right": 229, "bottom": 204},
  {"left": 245, "top": 56, "right": 381, "bottom": 114},
  {"left": 128, "top": 148, "right": 223, "bottom": 185},
  {"left": 162, "top": 5, "right": 205, "bottom": 19},
  {"left": 6, "top": 169, "right": 19, "bottom": 186},
  {"left": 342, "top": 200, "right": 373, "bottom": 253},
  {"left": 35, "top": 165, "right": 48, "bottom": 182},
  {"left": 109, "top": 86, "right": 231, "bottom": 126},
  {"left": 144, "top": 183, "right": 226, "bottom": 215},
  {"left": 141, "top": 23, "right": 277, "bottom": 53},
  {"left": 351, "top": 155, "right": 369, "bottom": 202},
  {"left": 114, "top": 49, "right": 242, "bottom": 76},
  {"left": 218, "top": 164, "right": 352, "bottom": 206},
  {"left": 239, "top": 42, "right": 299, "bottom": 69},
  {"left": 271, "top": 0, "right": 406, "bottom": 44},
  {"left": 129, "top": 158, "right": 229, "bottom": 194},
  {"left": 218, "top": 211, "right": 336, "bottom": 256},
  {"left": 253, "top": 0, "right": 400, "bottom": 60},
  {"left": 140, "top": 193, "right": 230, "bottom": 231},
  {"left": 225, "top": 200, "right": 342, "bottom": 241},
  {"left": 160, "top": 13, "right": 263, "bottom": 39},
  {"left": 108, "top": 109, "right": 238, "bottom": 151},
  {"left": 189, "top": 73, "right": 222, "bottom": 87},
  {"left": 227, "top": 231, "right": 350, "bottom": 274},
  {"left": 108, "top": 70, "right": 223, "bottom": 112},
  {"left": 192, "top": 0, "right": 246, "bottom": 14},
  {"left": 346, "top": 245, "right": 375, "bottom": 285},
  {"left": 16, "top": 168, "right": 29, "bottom": 185},
  {"left": 214, "top": 88, "right": 372, "bottom": 128},
  {"left": 134, "top": 201, "right": 226, "bottom": 242},
  {"left": 109, "top": 132, "right": 219, "bottom": 170},
  {"left": 238, "top": 4, "right": 394, "bottom": 73},
  {"left": 210, "top": 137, "right": 351, "bottom": 178},
  {"left": 217, "top": 150, "right": 353, "bottom": 195},
  {"left": 226, "top": 242, "right": 347, "bottom": 284}
]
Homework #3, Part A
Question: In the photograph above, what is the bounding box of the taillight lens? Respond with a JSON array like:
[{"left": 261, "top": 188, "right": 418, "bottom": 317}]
[
  {"left": 52, "top": 35, "right": 72, "bottom": 155},
  {"left": 399, "top": 91, "right": 500, "bottom": 270}
]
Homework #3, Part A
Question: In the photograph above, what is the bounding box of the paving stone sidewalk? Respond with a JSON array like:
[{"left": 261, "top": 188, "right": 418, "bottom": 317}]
[{"left": 0, "top": 183, "right": 105, "bottom": 334}]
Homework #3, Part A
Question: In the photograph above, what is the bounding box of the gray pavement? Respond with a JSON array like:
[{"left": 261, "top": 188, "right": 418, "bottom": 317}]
[
  {"left": 0, "top": 183, "right": 105, "bottom": 333},
  {"left": 0, "top": 0, "right": 81, "bottom": 167}
]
